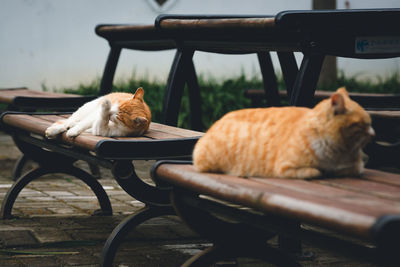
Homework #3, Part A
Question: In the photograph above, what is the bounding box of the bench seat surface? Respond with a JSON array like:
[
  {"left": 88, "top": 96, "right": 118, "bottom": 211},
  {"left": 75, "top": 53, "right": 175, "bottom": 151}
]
[
  {"left": 156, "top": 163, "right": 400, "bottom": 240},
  {"left": 0, "top": 88, "right": 82, "bottom": 104},
  {"left": 1, "top": 113, "right": 203, "bottom": 159}
]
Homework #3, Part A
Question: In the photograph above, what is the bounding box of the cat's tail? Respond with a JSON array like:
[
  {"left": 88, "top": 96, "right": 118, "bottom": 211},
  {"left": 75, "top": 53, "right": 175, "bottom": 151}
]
[{"left": 192, "top": 138, "right": 218, "bottom": 173}]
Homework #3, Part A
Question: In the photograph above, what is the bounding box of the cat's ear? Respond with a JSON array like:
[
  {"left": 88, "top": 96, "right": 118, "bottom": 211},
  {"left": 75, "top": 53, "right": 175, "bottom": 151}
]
[
  {"left": 331, "top": 93, "right": 346, "bottom": 115},
  {"left": 133, "top": 116, "right": 148, "bottom": 126},
  {"left": 336, "top": 87, "right": 349, "bottom": 97},
  {"left": 133, "top": 87, "right": 144, "bottom": 101}
]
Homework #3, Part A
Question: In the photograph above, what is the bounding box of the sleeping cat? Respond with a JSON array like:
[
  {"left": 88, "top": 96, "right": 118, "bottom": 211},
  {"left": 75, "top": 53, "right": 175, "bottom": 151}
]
[
  {"left": 45, "top": 87, "right": 151, "bottom": 138},
  {"left": 193, "top": 87, "right": 375, "bottom": 179}
]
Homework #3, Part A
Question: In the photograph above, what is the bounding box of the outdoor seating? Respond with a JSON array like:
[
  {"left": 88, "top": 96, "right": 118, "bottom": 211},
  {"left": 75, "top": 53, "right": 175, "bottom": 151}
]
[
  {"left": 0, "top": 24, "right": 177, "bottom": 180},
  {"left": 153, "top": 161, "right": 400, "bottom": 266},
  {"left": 155, "top": 9, "right": 400, "bottom": 127},
  {"left": 150, "top": 8, "right": 400, "bottom": 266},
  {"left": 0, "top": 111, "right": 203, "bottom": 266},
  {"left": 1, "top": 8, "right": 400, "bottom": 267},
  {"left": 0, "top": 23, "right": 205, "bottom": 267}
]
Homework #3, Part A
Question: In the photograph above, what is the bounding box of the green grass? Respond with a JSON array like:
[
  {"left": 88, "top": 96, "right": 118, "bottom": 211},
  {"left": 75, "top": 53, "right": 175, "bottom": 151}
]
[{"left": 47, "top": 71, "right": 400, "bottom": 130}]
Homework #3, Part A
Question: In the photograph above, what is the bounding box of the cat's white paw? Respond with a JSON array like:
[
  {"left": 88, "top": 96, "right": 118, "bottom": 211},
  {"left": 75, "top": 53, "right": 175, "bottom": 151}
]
[
  {"left": 45, "top": 125, "right": 65, "bottom": 139},
  {"left": 66, "top": 128, "right": 80, "bottom": 138},
  {"left": 101, "top": 99, "right": 111, "bottom": 111}
]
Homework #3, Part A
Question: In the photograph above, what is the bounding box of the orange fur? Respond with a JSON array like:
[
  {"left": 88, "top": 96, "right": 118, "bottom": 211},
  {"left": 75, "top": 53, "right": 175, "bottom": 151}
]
[
  {"left": 193, "top": 88, "right": 375, "bottom": 179},
  {"left": 105, "top": 88, "right": 151, "bottom": 134}
]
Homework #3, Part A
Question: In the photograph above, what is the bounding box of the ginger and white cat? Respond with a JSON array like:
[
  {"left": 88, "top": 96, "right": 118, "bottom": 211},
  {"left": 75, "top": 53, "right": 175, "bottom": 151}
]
[
  {"left": 193, "top": 88, "right": 375, "bottom": 179},
  {"left": 45, "top": 87, "right": 151, "bottom": 138}
]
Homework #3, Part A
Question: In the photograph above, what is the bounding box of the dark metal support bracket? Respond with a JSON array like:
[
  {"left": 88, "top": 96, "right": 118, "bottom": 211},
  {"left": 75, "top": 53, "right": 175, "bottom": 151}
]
[
  {"left": 257, "top": 52, "right": 280, "bottom": 107},
  {"left": 100, "top": 205, "right": 175, "bottom": 267},
  {"left": 289, "top": 53, "right": 325, "bottom": 107},
  {"left": 1, "top": 164, "right": 112, "bottom": 219},
  {"left": 99, "top": 46, "right": 122, "bottom": 96},
  {"left": 170, "top": 189, "right": 301, "bottom": 267}
]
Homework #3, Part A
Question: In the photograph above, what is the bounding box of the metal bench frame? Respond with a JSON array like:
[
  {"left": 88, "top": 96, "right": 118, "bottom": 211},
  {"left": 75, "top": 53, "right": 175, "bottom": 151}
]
[
  {"left": 0, "top": 112, "right": 203, "bottom": 266},
  {"left": 154, "top": 161, "right": 400, "bottom": 266}
]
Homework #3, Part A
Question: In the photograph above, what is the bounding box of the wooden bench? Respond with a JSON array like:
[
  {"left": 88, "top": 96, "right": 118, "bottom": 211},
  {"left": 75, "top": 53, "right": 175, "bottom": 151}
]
[
  {"left": 0, "top": 87, "right": 96, "bottom": 112},
  {"left": 155, "top": 9, "right": 400, "bottom": 129},
  {"left": 244, "top": 89, "right": 400, "bottom": 110},
  {"left": 0, "top": 111, "right": 203, "bottom": 266},
  {"left": 153, "top": 161, "right": 400, "bottom": 266},
  {"left": 95, "top": 24, "right": 204, "bottom": 131},
  {"left": 0, "top": 24, "right": 181, "bottom": 181}
]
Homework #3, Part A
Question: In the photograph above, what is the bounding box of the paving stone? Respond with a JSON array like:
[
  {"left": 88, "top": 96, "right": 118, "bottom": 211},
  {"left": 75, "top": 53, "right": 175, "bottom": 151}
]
[
  {"left": 44, "top": 191, "right": 76, "bottom": 197},
  {"left": 0, "top": 227, "right": 39, "bottom": 247},
  {"left": 33, "top": 227, "right": 74, "bottom": 243}
]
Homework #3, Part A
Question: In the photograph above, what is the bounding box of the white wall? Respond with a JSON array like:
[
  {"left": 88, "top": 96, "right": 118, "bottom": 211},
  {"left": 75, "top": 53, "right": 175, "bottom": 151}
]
[{"left": 0, "top": 0, "right": 399, "bottom": 91}]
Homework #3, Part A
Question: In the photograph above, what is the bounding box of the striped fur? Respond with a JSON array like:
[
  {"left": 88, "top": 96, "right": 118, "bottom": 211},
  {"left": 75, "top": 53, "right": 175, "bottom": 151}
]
[{"left": 193, "top": 88, "right": 375, "bottom": 179}]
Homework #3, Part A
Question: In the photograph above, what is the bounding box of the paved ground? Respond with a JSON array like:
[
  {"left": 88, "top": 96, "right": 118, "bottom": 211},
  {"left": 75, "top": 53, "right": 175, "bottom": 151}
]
[{"left": 0, "top": 132, "right": 380, "bottom": 266}]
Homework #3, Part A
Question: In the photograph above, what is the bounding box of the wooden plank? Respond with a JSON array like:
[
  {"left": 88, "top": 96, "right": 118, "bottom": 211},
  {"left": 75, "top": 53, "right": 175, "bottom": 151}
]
[
  {"left": 2, "top": 114, "right": 200, "bottom": 152},
  {"left": 0, "top": 88, "right": 28, "bottom": 103},
  {"left": 156, "top": 164, "right": 400, "bottom": 239},
  {"left": 252, "top": 177, "right": 400, "bottom": 216},
  {"left": 368, "top": 110, "right": 400, "bottom": 118},
  {"left": 245, "top": 89, "right": 399, "bottom": 100},
  {"left": 3, "top": 114, "right": 51, "bottom": 135},
  {"left": 0, "top": 89, "right": 79, "bottom": 104},
  {"left": 32, "top": 114, "right": 68, "bottom": 123},
  {"left": 361, "top": 169, "right": 400, "bottom": 186},
  {"left": 315, "top": 177, "right": 400, "bottom": 201},
  {"left": 159, "top": 17, "right": 276, "bottom": 30},
  {"left": 149, "top": 122, "right": 204, "bottom": 138},
  {"left": 2, "top": 114, "right": 113, "bottom": 151}
]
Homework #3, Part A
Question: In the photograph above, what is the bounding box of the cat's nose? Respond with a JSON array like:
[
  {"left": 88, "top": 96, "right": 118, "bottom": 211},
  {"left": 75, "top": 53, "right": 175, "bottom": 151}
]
[{"left": 368, "top": 126, "right": 375, "bottom": 137}]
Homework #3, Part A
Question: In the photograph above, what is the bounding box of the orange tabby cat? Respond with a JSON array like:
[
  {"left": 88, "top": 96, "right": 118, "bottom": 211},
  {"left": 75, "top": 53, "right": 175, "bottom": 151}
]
[
  {"left": 46, "top": 87, "right": 151, "bottom": 138},
  {"left": 193, "top": 88, "right": 375, "bottom": 179}
]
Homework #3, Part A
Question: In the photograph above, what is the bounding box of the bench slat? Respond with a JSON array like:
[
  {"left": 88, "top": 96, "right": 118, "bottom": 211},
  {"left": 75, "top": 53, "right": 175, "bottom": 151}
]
[
  {"left": 157, "top": 17, "right": 276, "bottom": 30},
  {"left": 156, "top": 164, "right": 400, "bottom": 240},
  {"left": 2, "top": 113, "right": 203, "bottom": 156},
  {"left": 148, "top": 123, "right": 204, "bottom": 138},
  {"left": 315, "top": 178, "right": 400, "bottom": 201},
  {"left": 0, "top": 88, "right": 81, "bottom": 104}
]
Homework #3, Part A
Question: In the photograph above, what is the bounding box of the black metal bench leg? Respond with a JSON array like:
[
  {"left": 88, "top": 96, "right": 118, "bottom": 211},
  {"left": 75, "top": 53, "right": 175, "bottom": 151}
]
[
  {"left": 12, "top": 154, "right": 31, "bottom": 181},
  {"left": 183, "top": 242, "right": 301, "bottom": 267},
  {"left": 171, "top": 190, "right": 301, "bottom": 266},
  {"left": 12, "top": 155, "right": 101, "bottom": 180},
  {"left": 185, "top": 58, "right": 204, "bottom": 131},
  {"left": 277, "top": 52, "right": 299, "bottom": 97},
  {"left": 99, "top": 45, "right": 122, "bottom": 96},
  {"left": 289, "top": 53, "right": 325, "bottom": 107},
  {"left": 257, "top": 52, "right": 280, "bottom": 106},
  {"left": 162, "top": 49, "right": 195, "bottom": 127},
  {"left": 100, "top": 205, "right": 175, "bottom": 267},
  {"left": 1, "top": 165, "right": 112, "bottom": 219}
]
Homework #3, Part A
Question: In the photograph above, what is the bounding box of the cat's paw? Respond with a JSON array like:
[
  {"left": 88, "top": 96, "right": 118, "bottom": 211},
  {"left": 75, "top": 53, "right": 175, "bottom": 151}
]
[
  {"left": 66, "top": 128, "right": 81, "bottom": 138},
  {"left": 45, "top": 124, "right": 65, "bottom": 139},
  {"left": 281, "top": 167, "right": 322, "bottom": 179},
  {"left": 101, "top": 98, "right": 111, "bottom": 111}
]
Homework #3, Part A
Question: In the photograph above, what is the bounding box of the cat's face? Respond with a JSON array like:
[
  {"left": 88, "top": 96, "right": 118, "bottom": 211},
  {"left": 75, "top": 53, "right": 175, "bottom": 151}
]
[
  {"left": 315, "top": 87, "right": 375, "bottom": 149},
  {"left": 115, "top": 88, "right": 151, "bottom": 135}
]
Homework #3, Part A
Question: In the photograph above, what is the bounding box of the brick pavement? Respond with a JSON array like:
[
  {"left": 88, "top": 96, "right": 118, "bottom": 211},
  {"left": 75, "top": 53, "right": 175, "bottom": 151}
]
[{"left": 0, "top": 133, "right": 379, "bottom": 266}]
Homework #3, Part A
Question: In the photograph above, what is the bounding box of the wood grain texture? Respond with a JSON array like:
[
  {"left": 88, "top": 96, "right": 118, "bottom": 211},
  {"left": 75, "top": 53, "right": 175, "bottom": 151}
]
[
  {"left": 156, "top": 164, "right": 400, "bottom": 240},
  {"left": 2, "top": 114, "right": 203, "bottom": 152},
  {"left": 0, "top": 88, "right": 79, "bottom": 104}
]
